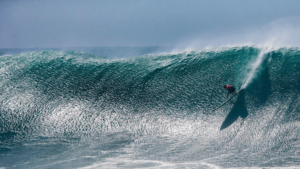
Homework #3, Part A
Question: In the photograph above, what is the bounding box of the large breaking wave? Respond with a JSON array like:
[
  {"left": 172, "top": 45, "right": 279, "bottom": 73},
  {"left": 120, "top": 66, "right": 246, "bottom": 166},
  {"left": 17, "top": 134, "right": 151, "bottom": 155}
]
[{"left": 1, "top": 46, "right": 300, "bottom": 168}]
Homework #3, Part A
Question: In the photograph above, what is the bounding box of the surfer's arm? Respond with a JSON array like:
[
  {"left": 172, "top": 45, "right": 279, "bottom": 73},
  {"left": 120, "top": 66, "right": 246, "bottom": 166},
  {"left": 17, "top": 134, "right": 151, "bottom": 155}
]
[{"left": 226, "top": 92, "right": 229, "bottom": 100}]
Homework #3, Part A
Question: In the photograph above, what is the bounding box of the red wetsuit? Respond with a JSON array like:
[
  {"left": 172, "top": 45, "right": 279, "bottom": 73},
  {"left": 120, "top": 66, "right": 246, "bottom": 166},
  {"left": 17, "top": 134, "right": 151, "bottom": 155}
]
[{"left": 226, "top": 85, "right": 233, "bottom": 88}]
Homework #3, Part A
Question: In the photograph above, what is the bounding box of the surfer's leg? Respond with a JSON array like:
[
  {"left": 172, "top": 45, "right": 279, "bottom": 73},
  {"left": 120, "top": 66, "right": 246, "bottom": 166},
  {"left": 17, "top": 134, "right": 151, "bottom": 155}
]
[{"left": 232, "top": 88, "right": 236, "bottom": 95}]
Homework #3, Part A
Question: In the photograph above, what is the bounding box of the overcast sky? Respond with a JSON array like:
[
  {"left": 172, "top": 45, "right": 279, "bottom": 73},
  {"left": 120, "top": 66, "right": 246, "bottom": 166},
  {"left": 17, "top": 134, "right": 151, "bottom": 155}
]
[{"left": 1, "top": 0, "right": 300, "bottom": 48}]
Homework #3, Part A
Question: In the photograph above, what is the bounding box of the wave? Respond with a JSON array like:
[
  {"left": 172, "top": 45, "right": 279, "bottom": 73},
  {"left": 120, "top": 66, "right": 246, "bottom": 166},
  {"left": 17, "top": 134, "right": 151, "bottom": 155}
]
[
  {"left": 0, "top": 47, "right": 299, "bottom": 133},
  {"left": 1, "top": 46, "right": 300, "bottom": 167}
]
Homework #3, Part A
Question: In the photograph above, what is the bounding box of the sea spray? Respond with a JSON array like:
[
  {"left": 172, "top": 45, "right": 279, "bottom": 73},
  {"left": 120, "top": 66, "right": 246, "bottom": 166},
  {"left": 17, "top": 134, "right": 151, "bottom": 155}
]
[{"left": 241, "top": 49, "right": 271, "bottom": 89}]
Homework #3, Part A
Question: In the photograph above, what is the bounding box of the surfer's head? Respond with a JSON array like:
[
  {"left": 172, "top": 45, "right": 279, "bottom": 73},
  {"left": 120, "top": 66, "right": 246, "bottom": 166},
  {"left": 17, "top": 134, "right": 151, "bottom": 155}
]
[{"left": 223, "top": 85, "right": 227, "bottom": 88}]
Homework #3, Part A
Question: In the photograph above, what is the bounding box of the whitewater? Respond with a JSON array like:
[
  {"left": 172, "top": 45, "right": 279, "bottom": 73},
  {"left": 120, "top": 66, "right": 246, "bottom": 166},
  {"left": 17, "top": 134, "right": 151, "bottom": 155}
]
[{"left": 0, "top": 46, "right": 300, "bottom": 169}]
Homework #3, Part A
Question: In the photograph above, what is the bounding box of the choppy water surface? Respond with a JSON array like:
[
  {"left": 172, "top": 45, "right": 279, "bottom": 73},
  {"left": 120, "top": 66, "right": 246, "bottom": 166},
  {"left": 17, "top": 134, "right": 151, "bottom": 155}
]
[{"left": 0, "top": 46, "right": 300, "bottom": 169}]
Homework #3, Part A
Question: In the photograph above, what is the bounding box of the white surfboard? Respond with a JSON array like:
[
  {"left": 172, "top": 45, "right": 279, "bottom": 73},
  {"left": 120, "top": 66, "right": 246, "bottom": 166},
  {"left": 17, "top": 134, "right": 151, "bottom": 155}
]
[{"left": 211, "top": 89, "right": 243, "bottom": 112}]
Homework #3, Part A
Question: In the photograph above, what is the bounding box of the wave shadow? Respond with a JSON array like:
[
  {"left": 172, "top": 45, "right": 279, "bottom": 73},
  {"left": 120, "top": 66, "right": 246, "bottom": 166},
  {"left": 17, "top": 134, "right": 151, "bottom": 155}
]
[{"left": 220, "top": 90, "right": 248, "bottom": 130}]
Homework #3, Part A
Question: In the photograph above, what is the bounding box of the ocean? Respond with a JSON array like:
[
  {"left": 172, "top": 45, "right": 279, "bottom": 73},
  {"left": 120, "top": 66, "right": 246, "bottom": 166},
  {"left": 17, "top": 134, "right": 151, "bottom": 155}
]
[{"left": 0, "top": 46, "right": 300, "bottom": 169}]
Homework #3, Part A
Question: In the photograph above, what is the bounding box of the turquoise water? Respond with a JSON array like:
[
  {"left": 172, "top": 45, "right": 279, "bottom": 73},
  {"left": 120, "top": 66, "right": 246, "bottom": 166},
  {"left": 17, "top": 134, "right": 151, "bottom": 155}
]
[{"left": 0, "top": 46, "right": 300, "bottom": 168}]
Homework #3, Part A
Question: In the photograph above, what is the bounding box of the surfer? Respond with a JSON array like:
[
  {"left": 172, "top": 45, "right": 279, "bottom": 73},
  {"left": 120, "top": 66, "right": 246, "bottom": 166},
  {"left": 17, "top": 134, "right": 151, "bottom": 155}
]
[{"left": 223, "top": 85, "right": 236, "bottom": 100}]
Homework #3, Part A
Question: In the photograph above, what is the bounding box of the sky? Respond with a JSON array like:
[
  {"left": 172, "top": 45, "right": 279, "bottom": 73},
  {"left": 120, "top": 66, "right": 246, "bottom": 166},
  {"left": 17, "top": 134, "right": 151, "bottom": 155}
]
[{"left": 1, "top": 0, "right": 300, "bottom": 48}]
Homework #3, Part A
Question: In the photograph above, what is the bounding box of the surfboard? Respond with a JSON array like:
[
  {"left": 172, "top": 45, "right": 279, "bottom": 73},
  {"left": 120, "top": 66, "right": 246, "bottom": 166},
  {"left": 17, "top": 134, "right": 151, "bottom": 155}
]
[{"left": 211, "top": 89, "right": 243, "bottom": 112}]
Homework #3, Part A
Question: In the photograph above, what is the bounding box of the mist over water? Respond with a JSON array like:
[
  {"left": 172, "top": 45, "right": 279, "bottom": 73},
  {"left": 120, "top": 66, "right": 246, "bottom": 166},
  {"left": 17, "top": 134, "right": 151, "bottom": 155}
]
[
  {"left": 0, "top": 46, "right": 172, "bottom": 58},
  {"left": 0, "top": 46, "right": 300, "bottom": 168},
  {"left": 242, "top": 49, "right": 270, "bottom": 89}
]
